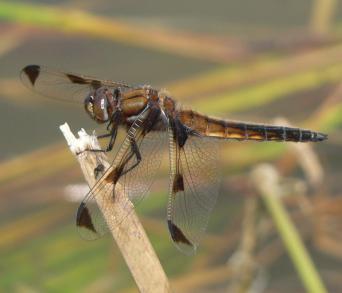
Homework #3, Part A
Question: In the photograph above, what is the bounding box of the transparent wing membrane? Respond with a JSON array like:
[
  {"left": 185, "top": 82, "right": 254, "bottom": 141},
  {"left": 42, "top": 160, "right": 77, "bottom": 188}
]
[
  {"left": 20, "top": 64, "right": 132, "bottom": 103},
  {"left": 168, "top": 131, "right": 221, "bottom": 254}
]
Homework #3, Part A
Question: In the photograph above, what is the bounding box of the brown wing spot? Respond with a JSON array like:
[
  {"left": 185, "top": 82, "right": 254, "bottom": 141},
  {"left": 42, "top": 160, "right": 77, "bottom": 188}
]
[
  {"left": 168, "top": 220, "right": 192, "bottom": 246},
  {"left": 76, "top": 203, "right": 96, "bottom": 233},
  {"left": 105, "top": 166, "right": 123, "bottom": 184},
  {"left": 91, "top": 80, "right": 102, "bottom": 89},
  {"left": 66, "top": 73, "right": 89, "bottom": 85},
  {"left": 172, "top": 173, "right": 184, "bottom": 193},
  {"left": 23, "top": 65, "right": 40, "bottom": 86}
]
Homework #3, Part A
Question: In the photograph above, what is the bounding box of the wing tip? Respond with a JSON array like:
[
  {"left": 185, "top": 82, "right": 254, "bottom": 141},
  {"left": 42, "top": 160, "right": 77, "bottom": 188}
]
[
  {"left": 168, "top": 220, "right": 197, "bottom": 255},
  {"left": 21, "top": 64, "right": 41, "bottom": 86},
  {"left": 76, "top": 202, "right": 97, "bottom": 234}
]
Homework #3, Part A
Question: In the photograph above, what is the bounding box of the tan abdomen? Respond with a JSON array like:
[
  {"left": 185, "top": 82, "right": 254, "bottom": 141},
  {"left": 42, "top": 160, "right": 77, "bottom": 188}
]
[{"left": 178, "top": 110, "right": 327, "bottom": 142}]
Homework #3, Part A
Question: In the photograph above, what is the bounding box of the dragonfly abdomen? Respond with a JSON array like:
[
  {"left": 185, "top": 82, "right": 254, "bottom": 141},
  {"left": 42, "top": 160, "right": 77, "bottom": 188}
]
[
  {"left": 179, "top": 110, "right": 327, "bottom": 142},
  {"left": 223, "top": 122, "right": 327, "bottom": 142}
]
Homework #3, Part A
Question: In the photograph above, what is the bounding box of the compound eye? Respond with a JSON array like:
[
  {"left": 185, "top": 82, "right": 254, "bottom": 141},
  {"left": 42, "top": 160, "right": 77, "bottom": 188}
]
[
  {"left": 85, "top": 95, "right": 95, "bottom": 117},
  {"left": 87, "top": 101, "right": 94, "bottom": 114}
]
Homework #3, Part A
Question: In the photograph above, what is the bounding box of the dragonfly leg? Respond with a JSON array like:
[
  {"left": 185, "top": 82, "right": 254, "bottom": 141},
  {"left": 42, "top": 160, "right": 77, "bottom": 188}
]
[
  {"left": 105, "top": 127, "right": 118, "bottom": 152},
  {"left": 76, "top": 127, "right": 118, "bottom": 177},
  {"left": 87, "top": 126, "right": 118, "bottom": 153},
  {"left": 87, "top": 111, "right": 121, "bottom": 153},
  {"left": 119, "top": 138, "right": 142, "bottom": 177},
  {"left": 103, "top": 137, "right": 142, "bottom": 185},
  {"left": 93, "top": 128, "right": 118, "bottom": 176},
  {"left": 97, "top": 133, "right": 111, "bottom": 139}
]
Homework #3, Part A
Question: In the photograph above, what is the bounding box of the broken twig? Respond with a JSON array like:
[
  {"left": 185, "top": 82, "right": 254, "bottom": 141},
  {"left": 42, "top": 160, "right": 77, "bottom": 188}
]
[{"left": 60, "top": 123, "right": 170, "bottom": 293}]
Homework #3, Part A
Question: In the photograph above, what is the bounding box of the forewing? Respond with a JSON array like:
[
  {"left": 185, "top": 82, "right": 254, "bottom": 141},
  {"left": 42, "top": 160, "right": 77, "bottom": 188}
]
[
  {"left": 77, "top": 107, "right": 168, "bottom": 240},
  {"left": 20, "top": 64, "right": 131, "bottom": 103},
  {"left": 167, "top": 131, "right": 220, "bottom": 254}
]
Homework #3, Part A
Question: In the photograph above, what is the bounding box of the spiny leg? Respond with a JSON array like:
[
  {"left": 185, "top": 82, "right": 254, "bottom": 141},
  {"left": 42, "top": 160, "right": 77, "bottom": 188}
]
[
  {"left": 97, "top": 133, "right": 112, "bottom": 139},
  {"left": 93, "top": 133, "right": 142, "bottom": 181},
  {"left": 88, "top": 111, "right": 122, "bottom": 153},
  {"left": 91, "top": 125, "right": 118, "bottom": 152},
  {"left": 118, "top": 137, "right": 142, "bottom": 177},
  {"left": 93, "top": 127, "right": 118, "bottom": 178}
]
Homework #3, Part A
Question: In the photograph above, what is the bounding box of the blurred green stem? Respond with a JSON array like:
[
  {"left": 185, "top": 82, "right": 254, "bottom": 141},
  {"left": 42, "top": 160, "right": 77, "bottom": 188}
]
[
  {"left": 310, "top": 0, "right": 337, "bottom": 34},
  {"left": 252, "top": 165, "right": 327, "bottom": 293}
]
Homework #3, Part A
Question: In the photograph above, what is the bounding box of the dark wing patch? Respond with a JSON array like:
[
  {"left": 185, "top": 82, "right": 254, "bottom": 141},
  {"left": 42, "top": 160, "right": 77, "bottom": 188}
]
[
  {"left": 172, "top": 173, "right": 184, "bottom": 193},
  {"left": 22, "top": 65, "right": 40, "bottom": 86},
  {"left": 76, "top": 202, "right": 96, "bottom": 234},
  {"left": 168, "top": 220, "right": 192, "bottom": 246},
  {"left": 66, "top": 73, "right": 89, "bottom": 85},
  {"left": 105, "top": 166, "right": 124, "bottom": 185}
]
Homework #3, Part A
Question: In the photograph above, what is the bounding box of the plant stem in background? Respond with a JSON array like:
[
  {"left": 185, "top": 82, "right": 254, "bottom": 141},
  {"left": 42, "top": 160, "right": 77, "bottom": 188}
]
[
  {"left": 251, "top": 165, "right": 327, "bottom": 293},
  {"left": 310, "top": 0, "right": 337, "bottom": 35}
]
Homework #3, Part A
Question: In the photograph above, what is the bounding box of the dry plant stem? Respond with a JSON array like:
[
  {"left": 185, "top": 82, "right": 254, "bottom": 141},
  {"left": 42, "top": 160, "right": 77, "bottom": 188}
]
[
  {"left": 59, "top": 123, "right": 171, "bottom": 293},
  {"left": 251, "top": 164, "right": 327, "bottom": 293},
  {"left": 310, "top": 0, "right": 337, "bottom": 35},
  {"left": 227, "top": 198, "right": 258, "bottom": 292}
]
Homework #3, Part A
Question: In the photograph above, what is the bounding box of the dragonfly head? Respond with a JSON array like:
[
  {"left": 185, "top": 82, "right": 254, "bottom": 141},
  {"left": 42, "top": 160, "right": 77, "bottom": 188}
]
[{"left": 84, "top": 87, "right": 116, "bottom": 123}]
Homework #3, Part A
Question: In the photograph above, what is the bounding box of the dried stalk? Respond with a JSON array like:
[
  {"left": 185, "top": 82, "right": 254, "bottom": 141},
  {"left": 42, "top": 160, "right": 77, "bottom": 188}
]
[
  {"left": 227, "top": 197, "right": 265, "bottom": 293},
  {"left": 59, "top": 123, "right": 170, "bottom": 293},
  {"left": 310, "top": 0, "right": 337, "bottom": 35},
  {"left": 251, "top": 164, "right": 327, "bottom": 293}
]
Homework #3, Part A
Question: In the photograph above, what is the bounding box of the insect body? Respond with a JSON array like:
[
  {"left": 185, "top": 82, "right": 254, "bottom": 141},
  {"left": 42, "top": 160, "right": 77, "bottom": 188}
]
[{"left": 21, "top": 65, "right": 327, "bottom": 254}]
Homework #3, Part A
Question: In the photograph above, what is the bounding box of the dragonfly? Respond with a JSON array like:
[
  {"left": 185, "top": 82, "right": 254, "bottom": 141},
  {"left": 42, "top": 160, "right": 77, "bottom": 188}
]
[{"left": 21, "top": 65, "right": 328, "bottom": 254}]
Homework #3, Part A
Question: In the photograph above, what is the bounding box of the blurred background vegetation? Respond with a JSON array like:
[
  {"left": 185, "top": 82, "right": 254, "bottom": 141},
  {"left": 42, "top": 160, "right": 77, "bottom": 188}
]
[{"left": 0, "top": 0, "right": 341, "bottom": 292}]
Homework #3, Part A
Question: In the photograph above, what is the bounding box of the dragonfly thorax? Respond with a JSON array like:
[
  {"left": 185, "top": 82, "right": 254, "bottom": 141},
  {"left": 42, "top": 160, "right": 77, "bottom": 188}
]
[{"left": 84, "top": 86, "right": 117, "bottom": 123}]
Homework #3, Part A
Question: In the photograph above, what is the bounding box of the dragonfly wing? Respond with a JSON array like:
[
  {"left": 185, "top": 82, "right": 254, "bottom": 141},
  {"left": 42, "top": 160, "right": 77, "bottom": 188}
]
[
  {"left": 20, "top": 64, "right": 132, "bottom": 103},
  {"left": 77, "top": 106, "right": 168, "bottom": 239},
  {"left": 76, "top": 180, "right": 114, "bottom": 240},
  {"left": 167, "top": 122, "right": 221, "bottom": 254}
]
